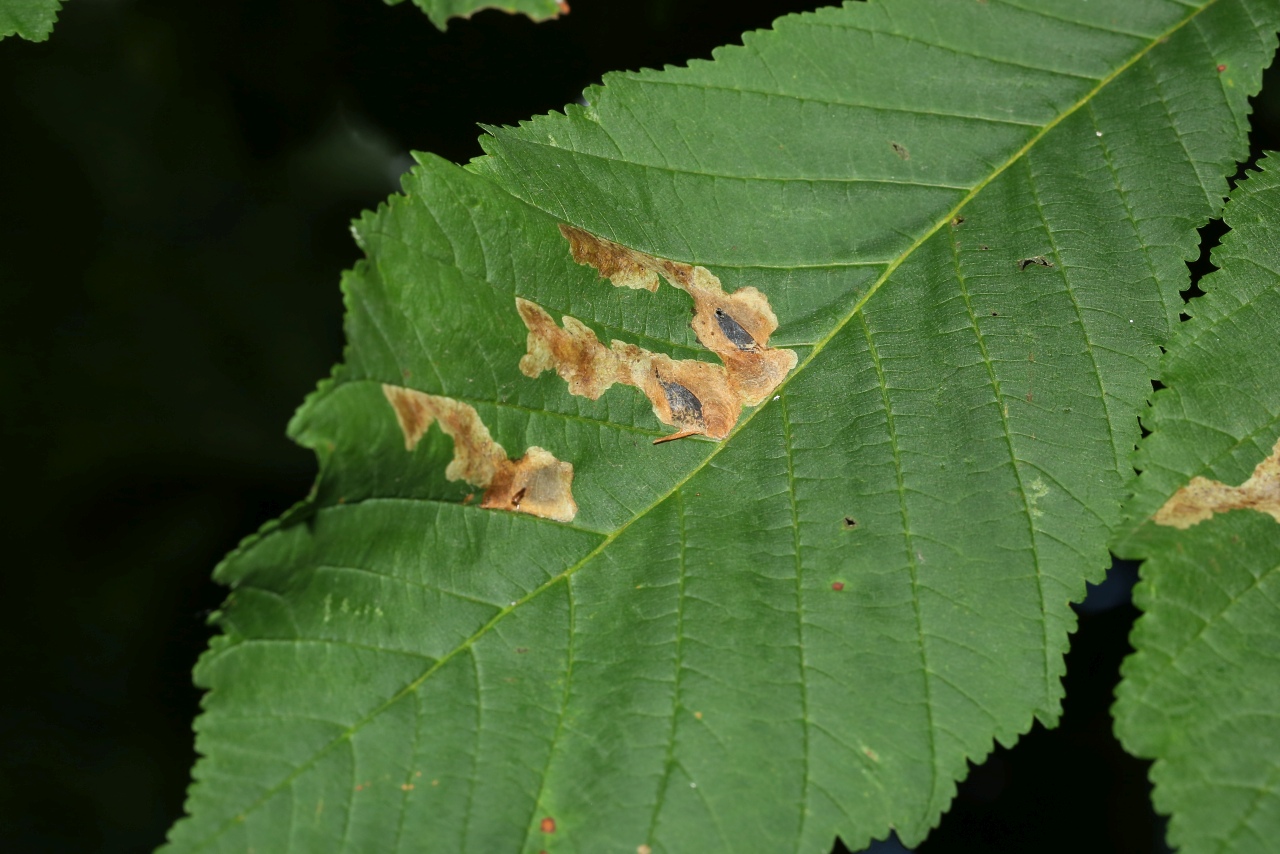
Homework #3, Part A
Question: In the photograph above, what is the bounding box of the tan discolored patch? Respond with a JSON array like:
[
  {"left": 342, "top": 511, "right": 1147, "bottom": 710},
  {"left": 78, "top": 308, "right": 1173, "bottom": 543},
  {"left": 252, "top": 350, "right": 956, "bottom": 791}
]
[
  {"left": 1154, "top": 438, "right": 1280, "bottom": 529},
  {"left": 541, "top": 226, "right": 799, "bottom": 440},
  {"left": 560, "top": 223, "right": 661, "bottom": 292},
  {"left": 382, "top": 384, "right": 577, "bottom": 522},
  {"left": 517, "top": 299, "right": 741, "bottom": 439}
]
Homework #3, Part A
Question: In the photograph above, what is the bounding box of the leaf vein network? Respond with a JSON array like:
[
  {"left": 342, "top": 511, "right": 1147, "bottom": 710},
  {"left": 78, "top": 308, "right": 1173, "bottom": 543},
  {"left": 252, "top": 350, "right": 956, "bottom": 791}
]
[{"left": 187, "top": 3, "right": 1216, "bottom": 846}]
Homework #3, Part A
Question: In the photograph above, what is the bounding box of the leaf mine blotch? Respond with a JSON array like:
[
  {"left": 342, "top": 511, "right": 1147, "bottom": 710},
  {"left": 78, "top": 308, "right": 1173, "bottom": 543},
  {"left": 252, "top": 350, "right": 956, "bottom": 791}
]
[
  {"left": 1154, "top": 437, "right": 1280, "bottom": 529},
  {"left": 517, "top": 298, "right": 740, "bottom": 439},
  {"left": 382, "top": 384, "right": 577, "bottom": 522},
  {"left": 559, "top": 223, "right": 660, "bottom": 291},
  {"left": 534, "top": 225, "right": 799, "bottom": 440}
]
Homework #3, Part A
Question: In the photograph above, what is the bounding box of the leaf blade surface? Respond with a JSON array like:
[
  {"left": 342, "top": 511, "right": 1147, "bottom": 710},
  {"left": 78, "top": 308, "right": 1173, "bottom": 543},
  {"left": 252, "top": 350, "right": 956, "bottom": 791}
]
[{"left": 167, "top": 2, "right": 1280, "bottom": 852}]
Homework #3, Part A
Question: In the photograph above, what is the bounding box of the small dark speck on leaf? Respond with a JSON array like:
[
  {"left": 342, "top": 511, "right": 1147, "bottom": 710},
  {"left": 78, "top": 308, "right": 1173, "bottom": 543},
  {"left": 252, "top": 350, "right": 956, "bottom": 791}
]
[
  {"left": 1017, "top": 256, "right": 1053, "bottom": 271},
  {"left": 950, "top": 216, "right": 965, "bottom": 227},
  {"left": 891, "top": 141, "right": 909, "bottom": 160},
  {"left": 516, "top": 647, "right": 528, "bottom": 654},
  {"left": 979, "top": 244, "right": 989, "bottom": 251},
  {"left": 831, "top": 582, "right": 845, "bottom": 591},
  {"left": 842, "top": 516, "right": 858, "bottom": 530},
  {"left": 990, "top": 311, "right": 998, "bottom": 316}
]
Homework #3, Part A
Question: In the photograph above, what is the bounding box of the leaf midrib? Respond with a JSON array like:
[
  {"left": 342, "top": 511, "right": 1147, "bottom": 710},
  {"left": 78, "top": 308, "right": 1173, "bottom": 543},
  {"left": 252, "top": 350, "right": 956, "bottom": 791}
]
[{"left": 188, "top": 3, "right": 1216, "bottom": 848}]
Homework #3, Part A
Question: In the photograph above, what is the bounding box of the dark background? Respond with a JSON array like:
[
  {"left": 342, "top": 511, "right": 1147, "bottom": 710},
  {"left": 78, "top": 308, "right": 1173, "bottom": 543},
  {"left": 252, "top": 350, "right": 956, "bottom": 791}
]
[{"left": 1, "top": 1, "right": 1274, "bottom": 851}]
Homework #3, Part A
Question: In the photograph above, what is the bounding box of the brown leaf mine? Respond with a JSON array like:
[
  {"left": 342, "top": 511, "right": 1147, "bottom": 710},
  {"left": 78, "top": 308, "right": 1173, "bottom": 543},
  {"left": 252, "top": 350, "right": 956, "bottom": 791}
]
[
  {"left": 1154, "top": 438, "right": 1280, "bottom": 530},
  {"left": 538, "top": 225, "right": 799, "bottom": 440},
  {"left": 382, "top": 384, "right": 577, "bottom": 522},
  {"left": 559, "top": 223, "right": 661, "bottom": 292},
  {"left": 517, "top": 299, "right": 740, "bottom": 439}
]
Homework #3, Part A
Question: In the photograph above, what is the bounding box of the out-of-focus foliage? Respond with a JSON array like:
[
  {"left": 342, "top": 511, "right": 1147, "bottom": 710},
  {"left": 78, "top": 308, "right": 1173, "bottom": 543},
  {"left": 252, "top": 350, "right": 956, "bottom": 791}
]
[
  {"left": 385, "top": 0, "right": 564, "bottom": 31},
  {"left": 0, "top": 0, "right": 61, "bottom": 42}
]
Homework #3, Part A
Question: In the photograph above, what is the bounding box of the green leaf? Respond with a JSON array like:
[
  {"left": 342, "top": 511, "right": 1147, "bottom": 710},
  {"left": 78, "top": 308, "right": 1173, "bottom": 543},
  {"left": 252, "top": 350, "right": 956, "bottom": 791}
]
[
  {"left": 166, "top": 2, "right": 1280, "bottom": 852},
  {"left": 0, "top": 0, "right": 61, "bottom": 42},
  {"left": 1112, "top": 153, "right": 1280, "bottom": 854},
  {"left": 385, "top": 0, "right": 564, "bottom": 31}
]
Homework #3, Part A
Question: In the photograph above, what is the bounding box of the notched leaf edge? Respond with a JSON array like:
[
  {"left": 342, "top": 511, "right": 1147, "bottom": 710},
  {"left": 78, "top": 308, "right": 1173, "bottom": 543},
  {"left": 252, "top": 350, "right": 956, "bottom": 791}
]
[
  {"left": 1153, "top": 437, "right": 1280, "bottom": 529},
  {"left": 382, "top": 384, "right": 577, "bottom": 522},
  {"left": 518, "top": 226, "right": 798, "bottom": 441}
]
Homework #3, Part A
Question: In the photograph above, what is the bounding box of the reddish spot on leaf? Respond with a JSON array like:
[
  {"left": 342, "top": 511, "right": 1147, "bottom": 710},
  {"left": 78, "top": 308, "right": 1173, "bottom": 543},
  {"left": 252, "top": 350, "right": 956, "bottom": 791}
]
[
  {"left": 541, "top": 817, "right": 557, "bottom": 833},
  {"left": 831, "top": 581, "right": 845, "bottom": 592},
  {"left": 1218, "top": 63, "right": 1227, "bottom": 72}
]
